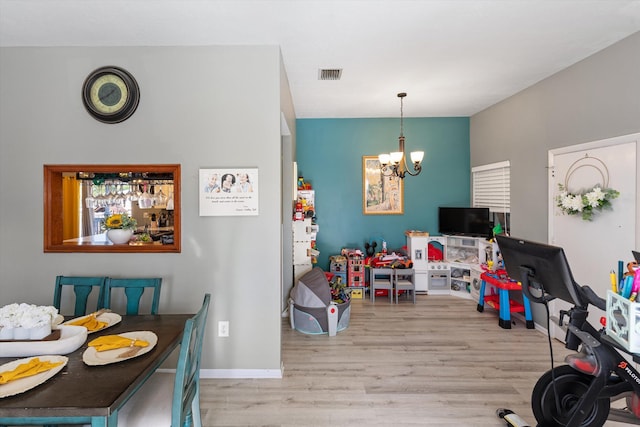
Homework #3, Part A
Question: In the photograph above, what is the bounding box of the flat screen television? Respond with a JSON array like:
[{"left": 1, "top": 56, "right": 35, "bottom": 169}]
[{"left": 438, "top": 207, "right": 491, "bottom": 238}]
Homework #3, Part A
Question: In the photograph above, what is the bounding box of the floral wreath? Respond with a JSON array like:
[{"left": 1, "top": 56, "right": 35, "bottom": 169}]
[{"left": 556, "top": 155, "right": 619, "bottom": 221}]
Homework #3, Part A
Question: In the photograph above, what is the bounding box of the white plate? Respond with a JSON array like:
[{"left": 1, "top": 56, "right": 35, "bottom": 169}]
[
  {"left": 62, "top": 312, "right": 122, "bottom": 334},
  {"left": 82, "top": 331, "right": 158, "bottom": 366},
  {"left": 0, "top": 355, "right": 68, "bottom": 398},
  {"left": 0, "top": 325, "right": 87, "bottom": 358}
]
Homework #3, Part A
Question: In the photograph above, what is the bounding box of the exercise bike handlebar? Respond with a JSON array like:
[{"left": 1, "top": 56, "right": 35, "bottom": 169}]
[{"left": 580, "top": 285, "right": 606, "bottom": 311}]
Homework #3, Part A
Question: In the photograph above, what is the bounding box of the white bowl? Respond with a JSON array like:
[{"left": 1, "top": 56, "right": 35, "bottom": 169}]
[
  {"left": 12, "top": 327, "right": 30, "bottom": 340},
  {"left": 29, "top": 324, "right": 52, "bottom": 340},
  {"left": 0, "top": 326, "right": 14, "bottom": 340},
  {"left": 0, "top": 325, "right": 88, "bottom": 357}
]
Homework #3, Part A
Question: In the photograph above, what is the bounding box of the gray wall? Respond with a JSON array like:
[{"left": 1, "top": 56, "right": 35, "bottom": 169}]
[
  {"left": 0, "top": 46, "right": 289, "bottom": 373},
  {"left": 471, "top": 31, "right": 640, "bottom": 321},
  {"left": 280, "top": 53, "right": 297, "bottom": 317}
]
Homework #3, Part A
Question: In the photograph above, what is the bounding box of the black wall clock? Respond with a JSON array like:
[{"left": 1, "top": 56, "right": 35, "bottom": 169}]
[{"left": 82, "top": 66, "right": 140, "bottom": 124}]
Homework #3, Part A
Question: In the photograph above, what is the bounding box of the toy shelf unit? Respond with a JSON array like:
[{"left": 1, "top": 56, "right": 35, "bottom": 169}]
[
  {"left": 348, "top": 257, "right": 365, "bottom": 288},
  {"left": 450, "top": 265, "right": 471, "bottom": 298},
  {"left": 444, "top": 235, "right": 490, "bottom": 298},
  {"left": 406, "top": 232, "right": 447, "bottom": 294},
  {"left": 329, "top": 255, "right": 348, "bottom": 284},
  {"left": 343, "top": 249, "right": 366, "bottom": 299},
  {"left": 469, "top": 264, "right": 485, "bottom": 303},
  {"left": 293, "top": 218, "right": 318, "bottom": 282}
]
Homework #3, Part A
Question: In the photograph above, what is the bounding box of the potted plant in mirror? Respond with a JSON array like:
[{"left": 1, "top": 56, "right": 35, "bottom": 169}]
[{"left": 102, "top": 213, "right": 137, "bottom": 244}]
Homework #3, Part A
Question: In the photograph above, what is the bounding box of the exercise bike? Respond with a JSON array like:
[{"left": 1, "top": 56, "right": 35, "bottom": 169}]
[{"left": 496, "top": 235, "right": 640, "bottom": 427}]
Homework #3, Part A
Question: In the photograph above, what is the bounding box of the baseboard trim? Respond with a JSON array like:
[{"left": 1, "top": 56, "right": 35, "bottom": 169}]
[
  {"left": 156, "top": 367, "right": 284, "bottom": 379},
  {"left": 158, "top": 363, "right": 285, "bottom": 379},
  {"left": 200, "top": 368, "right": 283, "bottom": 379}
]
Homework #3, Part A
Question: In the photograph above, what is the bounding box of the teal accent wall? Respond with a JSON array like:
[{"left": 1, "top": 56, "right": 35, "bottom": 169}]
[{"left": 296, "top": 117, "right": 470, "bottom": 269}]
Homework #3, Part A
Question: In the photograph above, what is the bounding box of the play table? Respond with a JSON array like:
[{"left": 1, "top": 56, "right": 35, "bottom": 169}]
[{"left": 477, "top": 271, "right": 534, "bottom": 329}]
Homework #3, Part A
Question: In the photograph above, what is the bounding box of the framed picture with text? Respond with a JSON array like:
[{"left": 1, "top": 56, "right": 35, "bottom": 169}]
[
  {"left": 199, "top": 168, "right": 259, "bottom": 216},
  {"left": 362, "top": 156, "right": 403, "bottom": 215}
]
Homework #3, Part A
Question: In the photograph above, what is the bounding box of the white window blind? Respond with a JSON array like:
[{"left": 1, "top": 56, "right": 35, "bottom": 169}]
[{"left": 472, "top": 161, "right": 510, "bottom": 213}]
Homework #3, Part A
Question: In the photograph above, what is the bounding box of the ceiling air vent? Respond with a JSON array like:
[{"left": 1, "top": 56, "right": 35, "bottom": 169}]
[{"left": 318, "top": 68, "right": 342, "bottom": 81}]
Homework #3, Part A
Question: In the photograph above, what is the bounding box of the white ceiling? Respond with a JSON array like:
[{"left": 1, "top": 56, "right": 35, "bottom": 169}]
[{"left": 1, "top": 0, "right": 639, "bottom": 118}]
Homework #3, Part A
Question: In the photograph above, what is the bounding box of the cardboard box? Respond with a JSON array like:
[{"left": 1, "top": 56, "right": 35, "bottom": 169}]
[{"left": 405, "top": 230, "right": 429, "bottom": 237}]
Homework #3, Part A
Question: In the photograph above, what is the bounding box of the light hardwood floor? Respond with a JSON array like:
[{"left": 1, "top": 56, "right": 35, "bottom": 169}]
[{"left": 200, "top": 294, "right": 630, "bottom": 426}]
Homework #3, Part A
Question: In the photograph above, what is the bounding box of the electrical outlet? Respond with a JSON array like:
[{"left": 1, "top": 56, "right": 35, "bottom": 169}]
[{"left": 218, "top": 320, "right": 229, "bottom": 337}]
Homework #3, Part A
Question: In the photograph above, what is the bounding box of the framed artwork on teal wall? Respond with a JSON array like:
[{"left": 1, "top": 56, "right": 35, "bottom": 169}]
[{"left": 362, "top": 156, "right": 403, "bottom": 215}]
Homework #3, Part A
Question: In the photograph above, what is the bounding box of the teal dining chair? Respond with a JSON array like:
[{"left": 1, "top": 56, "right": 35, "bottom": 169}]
[
  {"left": 103, "top": 277, "right": 162, "bottom": 315},
  {"left": 116, "top": 293, "right": 211, "bottom": 427},
  {"left": 53, "top": 275, "right": 107, "bottom": 317}
]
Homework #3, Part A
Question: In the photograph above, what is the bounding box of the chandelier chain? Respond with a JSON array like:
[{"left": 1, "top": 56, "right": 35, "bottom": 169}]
[{"left": 400, "top": 95, "right": 404, "bottom": 137}]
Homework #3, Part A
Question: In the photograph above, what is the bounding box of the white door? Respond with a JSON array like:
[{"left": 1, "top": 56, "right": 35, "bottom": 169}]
[{"left": 548, "top": 137, "right": 637, "bottom": 341}]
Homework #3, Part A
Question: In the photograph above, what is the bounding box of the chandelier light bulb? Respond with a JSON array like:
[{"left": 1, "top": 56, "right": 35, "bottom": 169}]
[
  {"left": 378, "top": 153, "right": 391, "bottom": 165},
  {"left": 390, "top": 152, "right": 404, "bottom": 164},
  {"left": 410, "top": 151, "right": 424, "bottom": 164}
]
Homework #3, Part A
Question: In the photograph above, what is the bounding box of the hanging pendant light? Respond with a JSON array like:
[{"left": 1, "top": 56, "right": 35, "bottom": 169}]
[{"left": 378, "top": 93, "right": 424, "bottom": 179}]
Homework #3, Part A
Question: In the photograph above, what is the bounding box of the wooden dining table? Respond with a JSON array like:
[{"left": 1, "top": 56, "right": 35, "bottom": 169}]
[{"left": 0, "top": 313, "right": 192, "bottom": 426}]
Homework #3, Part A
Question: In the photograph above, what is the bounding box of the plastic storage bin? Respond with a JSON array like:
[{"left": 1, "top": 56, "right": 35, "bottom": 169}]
[{"left": 606, "top": 290, "right": 640, "bottom": 353}]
